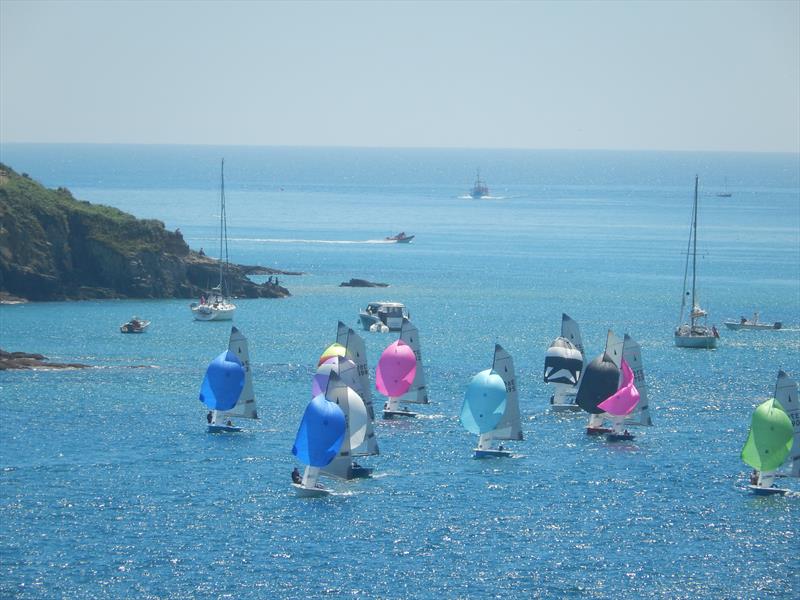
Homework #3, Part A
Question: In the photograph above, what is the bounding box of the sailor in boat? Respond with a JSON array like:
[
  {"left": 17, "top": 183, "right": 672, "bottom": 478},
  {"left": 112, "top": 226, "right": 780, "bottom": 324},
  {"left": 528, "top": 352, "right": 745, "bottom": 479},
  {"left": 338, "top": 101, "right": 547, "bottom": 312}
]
[
  {"left": 206, "top": 411, "right": 212, "bottom": 424},
  {"left": 291, "top": 467, "right": 302, "bottom": 485}
]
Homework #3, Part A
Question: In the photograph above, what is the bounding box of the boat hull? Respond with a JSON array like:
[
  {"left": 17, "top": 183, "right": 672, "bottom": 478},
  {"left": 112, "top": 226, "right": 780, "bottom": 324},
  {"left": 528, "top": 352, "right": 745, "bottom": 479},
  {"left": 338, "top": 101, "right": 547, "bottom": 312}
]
[
  {"left": 192, "top": 305, "right": 236, "bottom": 321},
  {"left": 724, "top": 322, "right": 781, "bottom": 331},
  {"left": 207, "top": 424, "right": 242, "bottom": 433},
  {"left": 350, "top": 465, "right": 374, "bottom": 479},
  {"left": 383, "top": 408, "right": 418, "bottom": 419},
  {"left": 606, "top": 432, "right": 635, "bottom": 442},
  {"left": 292, "top": 483, "right": 331, "bottom": 498},
  {"left": 473, "top": 448, "right": 513, "bottom": 459},
  {"left": 586, "top": 427, "right": 612, "bottom": 436},
  {"left": 674, "top": 334, "right": 717, "bottom": 348},
  {"left": 747, "top": 484, "right": 790, "bottom": 496}
]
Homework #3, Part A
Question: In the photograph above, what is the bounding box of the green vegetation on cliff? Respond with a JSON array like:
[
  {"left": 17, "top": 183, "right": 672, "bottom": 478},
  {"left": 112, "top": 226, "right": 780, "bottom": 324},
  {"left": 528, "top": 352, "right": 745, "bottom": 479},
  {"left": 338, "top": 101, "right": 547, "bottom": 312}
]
[{"left": 0, "top": 164, "right": 290, "bottom": 301}]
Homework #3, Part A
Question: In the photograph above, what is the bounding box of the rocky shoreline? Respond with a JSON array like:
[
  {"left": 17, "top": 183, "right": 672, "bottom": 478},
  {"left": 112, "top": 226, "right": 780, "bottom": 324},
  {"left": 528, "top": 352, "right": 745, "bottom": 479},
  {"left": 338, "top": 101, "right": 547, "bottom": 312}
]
[{"left": 0, "top": 349, "right": 90, "bottom": 370}]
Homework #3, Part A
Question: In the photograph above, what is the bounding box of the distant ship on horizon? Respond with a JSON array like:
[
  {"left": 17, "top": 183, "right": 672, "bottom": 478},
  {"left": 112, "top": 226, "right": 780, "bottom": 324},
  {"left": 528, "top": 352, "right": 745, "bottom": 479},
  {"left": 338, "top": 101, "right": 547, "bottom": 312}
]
[{"left": 470, "top": 169, "right": 490, "bottom": 199}]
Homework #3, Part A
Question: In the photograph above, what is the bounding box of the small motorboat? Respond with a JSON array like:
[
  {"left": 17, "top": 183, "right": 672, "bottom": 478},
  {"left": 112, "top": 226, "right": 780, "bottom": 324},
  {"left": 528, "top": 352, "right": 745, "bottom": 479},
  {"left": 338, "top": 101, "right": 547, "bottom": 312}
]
[
  {"left": 724, "top": 312, "right": 782, "bottom": 331},
  {"left": 359, "top": 301, "right": 409, "bottom": 332},
  {"left": 120, "top": 317, "right": 150, "bottom": 333},
  {"left": 385, "top": 232, "right": 414, "bottom": 243}
]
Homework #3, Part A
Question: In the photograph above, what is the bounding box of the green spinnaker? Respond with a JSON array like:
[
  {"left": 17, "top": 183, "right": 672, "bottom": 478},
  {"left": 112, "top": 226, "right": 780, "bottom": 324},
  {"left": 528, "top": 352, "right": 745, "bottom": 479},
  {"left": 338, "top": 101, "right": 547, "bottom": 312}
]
[{"left": 741, "top": 398, "right": 793, "bottom": 472}]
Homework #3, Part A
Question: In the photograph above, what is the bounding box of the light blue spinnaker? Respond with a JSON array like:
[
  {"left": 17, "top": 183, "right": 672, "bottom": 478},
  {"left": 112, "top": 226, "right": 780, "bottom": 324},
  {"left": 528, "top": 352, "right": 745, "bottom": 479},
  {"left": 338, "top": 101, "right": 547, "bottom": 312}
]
[
  {"left": 199, "top": 350, "right": 245, "bottom": 411},
  {"left": 292, "top": 394, "right": 347, "bottom": 467},
  {"left": 460, "top": 369, "right": 507, "bottom": 435}
]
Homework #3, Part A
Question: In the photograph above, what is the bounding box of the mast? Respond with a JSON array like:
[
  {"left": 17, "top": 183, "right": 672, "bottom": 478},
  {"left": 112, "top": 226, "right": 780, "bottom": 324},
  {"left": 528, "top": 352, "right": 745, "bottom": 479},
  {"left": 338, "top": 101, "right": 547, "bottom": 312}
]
[{"left": 690, "top": 175, "right": 698, "bottom": 327}]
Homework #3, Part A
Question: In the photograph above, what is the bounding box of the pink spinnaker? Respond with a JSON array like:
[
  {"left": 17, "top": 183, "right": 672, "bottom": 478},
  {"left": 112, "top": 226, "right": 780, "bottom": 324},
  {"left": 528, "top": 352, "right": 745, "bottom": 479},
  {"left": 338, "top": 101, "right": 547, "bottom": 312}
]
[
  {"left": 375, "top": 340, "right": 417, "bottom": 397},
  {"left": 597, "top": 359, "right": 640, "bottom": 416}
]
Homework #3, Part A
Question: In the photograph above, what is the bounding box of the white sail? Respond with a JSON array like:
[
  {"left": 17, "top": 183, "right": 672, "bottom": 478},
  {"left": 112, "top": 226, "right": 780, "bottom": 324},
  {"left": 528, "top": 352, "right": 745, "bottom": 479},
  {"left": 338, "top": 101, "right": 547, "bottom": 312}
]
[
  {"left": 622, "top": 334, "right": 652, "bottom": 426},
  {"left": 218, "top": 326, "right": 258, "bottom": 420},
  {"left": 336, "top": 321, "right": 379, "bottom": 456},
  {"left": 561, "top": 313, "right": 585, "bottom": 355},
  {"left": 605, "top": 330, "right": 624, "bottom": 369},
  {"left": 490, "top": 344, "right": 522, "bottom": 440},
  {"left": 395, "top": 318, "right": 429, "bottom": 404},
  {"left": 321, "top": 372, "right": 368, "bottom": 480},
  {"left": 774, "top": 370, "right": 799, "bottom": 477}
]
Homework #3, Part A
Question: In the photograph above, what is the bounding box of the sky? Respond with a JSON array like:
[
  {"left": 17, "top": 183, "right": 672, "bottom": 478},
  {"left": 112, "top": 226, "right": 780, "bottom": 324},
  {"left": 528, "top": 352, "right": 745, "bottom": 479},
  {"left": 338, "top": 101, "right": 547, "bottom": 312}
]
[{"left": 1, "top": 0, "right": 798, "bottom": 152}]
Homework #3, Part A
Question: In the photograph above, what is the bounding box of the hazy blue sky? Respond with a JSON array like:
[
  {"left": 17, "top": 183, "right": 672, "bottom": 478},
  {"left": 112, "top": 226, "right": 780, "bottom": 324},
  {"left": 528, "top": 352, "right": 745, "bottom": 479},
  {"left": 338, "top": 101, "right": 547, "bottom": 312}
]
[{"left": 1, "top": 0, "right": 798, "bottom": 152}]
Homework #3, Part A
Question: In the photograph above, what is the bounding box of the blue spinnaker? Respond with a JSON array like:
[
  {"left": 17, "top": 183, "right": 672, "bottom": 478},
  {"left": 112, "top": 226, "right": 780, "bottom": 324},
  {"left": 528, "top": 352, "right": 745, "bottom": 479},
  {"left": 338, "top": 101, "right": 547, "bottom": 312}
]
[
  {"left": 460, "top": 369, "right": 507, "bottom": 435},
  {"left": 199, "top": 350, "right": 245, "bottom": 411},
  {"left": 292, "top": 394, "right": 347, "bottom": 467}
]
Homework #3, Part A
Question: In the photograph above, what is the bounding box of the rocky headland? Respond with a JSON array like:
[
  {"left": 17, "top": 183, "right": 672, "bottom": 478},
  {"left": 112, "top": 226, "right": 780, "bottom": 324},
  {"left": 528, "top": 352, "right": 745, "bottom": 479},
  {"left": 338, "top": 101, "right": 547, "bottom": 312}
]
[{"left": 0, "top": 164, "right": 294, "bottom": 301}]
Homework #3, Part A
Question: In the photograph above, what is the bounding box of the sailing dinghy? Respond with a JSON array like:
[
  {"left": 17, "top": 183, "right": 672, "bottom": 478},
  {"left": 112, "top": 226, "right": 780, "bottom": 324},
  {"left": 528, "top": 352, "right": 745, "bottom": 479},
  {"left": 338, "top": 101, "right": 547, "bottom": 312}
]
[
  {"left": 377, "top": 337, "right": 419, "bottom": 419},
  {"left": 291, "top": 394, "right": 347, "bottom": 497},
  {"left": 199, "top": 348, "right": 246, "bottom": 433},
  {"left": 544, "top": 313, "right": 584, "bottom": 412},
  {"left": 742, "top": 371, "right": 798, "bottom": 496},
  {"left": 575, "top": 330, "right": 623, "bottom": 435},
  {"left": 461, "top": 344, "right": 523, "bottom": 458},
  {"left": 598, "top": 359, "right": 639, "bottom": 441}
]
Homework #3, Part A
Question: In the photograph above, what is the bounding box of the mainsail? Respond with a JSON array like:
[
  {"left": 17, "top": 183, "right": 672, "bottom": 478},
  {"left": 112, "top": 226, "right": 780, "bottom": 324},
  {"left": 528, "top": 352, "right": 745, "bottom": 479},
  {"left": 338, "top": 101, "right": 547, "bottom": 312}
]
[
  {"left": 774, "top": 370, "right": 800, "bottom": 477},
  {"left": 622, "top": 334, "right": 652, "bottom": 426},
  {"left": 491, "top": 344, "right": 523, "bottom": 441},
  {"left": 320, "top": 372, "right": 369, "bottom": 480},
  {"left": 217, "top": 327, "right": 258, "bottom": 420},
  {"left": 337, "top": 321, "right": 379, "bottom": 456},
  {"left": 396, "top": 318, "right": 429, "bottom": 404},
  {"left": 561, "top": 313, "right": 585, "bottom": 355}
]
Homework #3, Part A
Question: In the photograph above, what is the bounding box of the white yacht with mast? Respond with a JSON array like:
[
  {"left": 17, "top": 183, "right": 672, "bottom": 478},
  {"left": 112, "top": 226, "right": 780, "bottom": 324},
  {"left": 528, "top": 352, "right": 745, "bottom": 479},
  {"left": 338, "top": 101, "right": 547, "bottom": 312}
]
[{"left": 191, "top": 159, "right": 236, "bottom": 321}]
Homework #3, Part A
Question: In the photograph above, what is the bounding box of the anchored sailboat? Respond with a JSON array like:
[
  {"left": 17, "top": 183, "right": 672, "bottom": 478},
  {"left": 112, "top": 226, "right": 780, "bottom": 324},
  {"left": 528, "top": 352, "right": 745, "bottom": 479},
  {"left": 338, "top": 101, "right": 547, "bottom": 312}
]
[
  {"left": 461, "top": 344, "right": 523, "bottom": 458},
  {"left": 742, "top": 371, "right": 799, "bottom": 496},
  {"left": 377, "top": 339, "right": 418, "bottom": 419},
  {"left": 199, "top": 349, "right": 245, "bottom": 433},
  {"left": 291, "top": 394, "right": 347, "bottom": 497},
  {"left": 675, "top": 175, "right": 718, "bottom": 348},
  {"left": 191, "top": 159, "right": 236, "bottom": 321},
  {"left": 544, "top": 313, "right": 585, "bottom": 412}
]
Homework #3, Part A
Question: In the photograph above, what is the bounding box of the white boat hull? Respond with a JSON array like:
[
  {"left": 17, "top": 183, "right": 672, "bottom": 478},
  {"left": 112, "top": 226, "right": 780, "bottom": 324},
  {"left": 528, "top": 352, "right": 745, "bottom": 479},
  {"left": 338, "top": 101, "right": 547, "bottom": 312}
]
[
  {"left": 724, "top": 322, "right": 781, "bottom": 331},
  {"left": 292, "top": 483, "right": 332, "bottom": 498},
  {"left": 747, "top": 484, "right": 791, "bottom": 496},
  {"left": 674, "top": 333, "right": 717, "bottom": 348},
  {"left": 192, "top": 304, "right": 236, "bottom": 321}
]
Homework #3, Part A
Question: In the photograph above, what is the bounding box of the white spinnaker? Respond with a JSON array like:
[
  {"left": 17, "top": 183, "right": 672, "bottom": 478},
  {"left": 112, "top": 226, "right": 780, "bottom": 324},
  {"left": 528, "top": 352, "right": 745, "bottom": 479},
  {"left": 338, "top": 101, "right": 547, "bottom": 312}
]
[
  {"left": 321, "top": 372, "right": 368, "bottom": 480},
  {"left": 775, "top": 370, "right": 799, "bottom": 477},
  {"left": 561, "top": 313, "right": 585, "bottom": 356},
  {"left": 337, "top": 321, "right": 379, "bottom": 456},
  {"left": 219, "top": 326, "right": 258, "bottom": 419},
  {"left": 623, "top": 334, "right": 652, "bottom": 426},
  {"left": 396, "top": 318, "right": 429, "bottom": 404},
  {"left": 491, "top": 344, "right": 523, "bottom": 441}
]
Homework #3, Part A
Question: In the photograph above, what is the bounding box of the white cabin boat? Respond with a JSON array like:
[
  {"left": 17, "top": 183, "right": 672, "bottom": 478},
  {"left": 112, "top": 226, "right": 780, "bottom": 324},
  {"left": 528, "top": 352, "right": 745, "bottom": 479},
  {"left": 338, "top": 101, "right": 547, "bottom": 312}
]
[{"left": 359, "top": 301, "right": 409, "bottom": 332}]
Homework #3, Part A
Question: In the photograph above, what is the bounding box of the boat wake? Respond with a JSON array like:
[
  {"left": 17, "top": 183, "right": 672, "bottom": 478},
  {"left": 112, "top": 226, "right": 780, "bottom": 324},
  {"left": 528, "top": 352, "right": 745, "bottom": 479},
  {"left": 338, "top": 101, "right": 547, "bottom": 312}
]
[{"left": 230, "top": 237, "right": 397, "bottom": 245}]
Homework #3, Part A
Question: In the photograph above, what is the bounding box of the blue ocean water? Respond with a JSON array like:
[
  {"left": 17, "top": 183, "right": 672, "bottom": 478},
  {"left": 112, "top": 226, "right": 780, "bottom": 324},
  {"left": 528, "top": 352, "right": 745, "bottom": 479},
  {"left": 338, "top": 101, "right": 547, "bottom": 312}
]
[{"left": 1, "top": 144, "right": 799, "bottom": 599}]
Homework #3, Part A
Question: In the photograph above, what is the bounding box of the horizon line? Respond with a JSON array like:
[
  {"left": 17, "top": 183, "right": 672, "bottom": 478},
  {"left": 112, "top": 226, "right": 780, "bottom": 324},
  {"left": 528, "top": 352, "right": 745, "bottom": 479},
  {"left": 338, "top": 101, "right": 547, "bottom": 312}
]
[{"left": 1, "top": 140, "right": 798, "bottom": 156}]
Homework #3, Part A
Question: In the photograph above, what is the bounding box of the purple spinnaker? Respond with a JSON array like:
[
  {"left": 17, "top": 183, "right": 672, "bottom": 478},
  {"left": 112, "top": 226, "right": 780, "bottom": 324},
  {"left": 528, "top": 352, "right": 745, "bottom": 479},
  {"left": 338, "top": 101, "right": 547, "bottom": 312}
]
[{"left": 597, "top": 359, "right": 640, "bottom": 416}]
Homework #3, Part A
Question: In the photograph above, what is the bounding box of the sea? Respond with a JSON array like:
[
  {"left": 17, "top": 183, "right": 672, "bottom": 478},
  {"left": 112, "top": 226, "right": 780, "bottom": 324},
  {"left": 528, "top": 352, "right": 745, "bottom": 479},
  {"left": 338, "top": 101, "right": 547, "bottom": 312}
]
[{"left": 0, "top": 144, "right": 798, "bottom": 599}]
